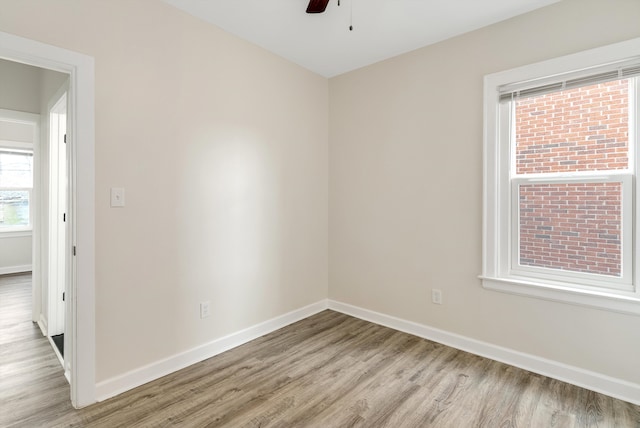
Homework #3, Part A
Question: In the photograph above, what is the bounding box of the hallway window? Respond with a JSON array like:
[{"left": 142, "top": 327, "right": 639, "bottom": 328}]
[{"left": 0, "top": 147, "right": 33, "bottom": 231}]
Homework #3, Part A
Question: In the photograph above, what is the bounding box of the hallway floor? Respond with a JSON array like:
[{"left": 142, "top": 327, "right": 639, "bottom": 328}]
[{"left": 0, "top": 273, "right": 74, "bottom": 426}]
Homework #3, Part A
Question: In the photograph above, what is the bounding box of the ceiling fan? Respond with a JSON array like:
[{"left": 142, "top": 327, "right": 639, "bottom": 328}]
[
  {"left": 306, "top": 0, "right": 332, "bottom": 14},
  {"left": 307, "top": 0, "right": 353, "bottom": 30}
]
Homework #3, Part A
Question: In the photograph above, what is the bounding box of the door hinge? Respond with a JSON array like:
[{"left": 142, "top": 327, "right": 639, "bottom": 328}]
[
  {"left": 73, "top": 246, "right": 76, "bottom": 256},
  {"left": 64, "top": 134, "right": 67, "bottom": 143}
]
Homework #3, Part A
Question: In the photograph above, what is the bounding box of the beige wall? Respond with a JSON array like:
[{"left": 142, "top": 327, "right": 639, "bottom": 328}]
[
  {"left": 0, "top": 234, "right": 31, "bottom": 273},
  {"left": 0, "top": 0, "right": 328, "bottom": 382},
  {"left": 0, "top": 59, "right": 40, "bottom": 114},
  {"left": 329, "top": 0, "right": 640, "bottom": 385}
]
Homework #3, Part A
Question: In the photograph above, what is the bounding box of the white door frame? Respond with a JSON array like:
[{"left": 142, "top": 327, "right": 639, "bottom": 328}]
[{"left": 0, "top": 31, "right": 96, "bottom": 408}]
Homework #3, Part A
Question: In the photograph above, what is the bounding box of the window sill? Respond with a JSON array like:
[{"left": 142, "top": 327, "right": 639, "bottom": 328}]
[
  {"left": 0, "top": 229, "right": 32, "bottom": 238},
  {"left": 479, "top": 275, "right": 640, "bottom": 316}
]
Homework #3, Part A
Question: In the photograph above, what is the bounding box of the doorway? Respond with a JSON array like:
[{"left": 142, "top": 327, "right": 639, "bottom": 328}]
[
  {"left": 0, "top": 65, "right": 70, "bottom": 379},
  {"left": 0, "top": 30, "right": 96, "bottom": 408}
]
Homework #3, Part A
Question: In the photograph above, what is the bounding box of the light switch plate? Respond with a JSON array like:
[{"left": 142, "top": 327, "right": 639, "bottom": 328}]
[
  {"left": 200, "top": 301, "right": 211, "bottom": 319},
  {"left": 432, "top": 289, "right": 443, "bottom": 305},
  {"left": 111, "top": 187, "right": 125, "bottom": 207}
]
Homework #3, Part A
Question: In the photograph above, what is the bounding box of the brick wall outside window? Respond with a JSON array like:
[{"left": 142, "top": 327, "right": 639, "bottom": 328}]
[
  {"left": 514, "top": 80, "right": 629, "bottom": 277},
  {"left": 519, "top": 182, "right": 621, "bottom": 276},
  {"left": 515, "top": 80, "right": 629, "bottom": 174}
]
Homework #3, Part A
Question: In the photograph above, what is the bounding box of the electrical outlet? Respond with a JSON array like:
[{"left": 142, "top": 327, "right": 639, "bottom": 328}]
[
  {"left": 432, "top": 289, "right": 443, "bottom": 305},
  {"left": 200, "top": 301, "right": 211, "bottom": 319}
]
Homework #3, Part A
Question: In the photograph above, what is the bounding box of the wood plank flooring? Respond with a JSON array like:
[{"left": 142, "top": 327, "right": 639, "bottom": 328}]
[{"left": 2, "top": 274, "right": 639, "bottom": 427}]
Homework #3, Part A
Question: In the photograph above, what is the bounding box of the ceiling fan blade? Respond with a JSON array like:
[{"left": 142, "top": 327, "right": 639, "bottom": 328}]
[{"left": 306, "top": 0, "right": 329, "bottom": 13}]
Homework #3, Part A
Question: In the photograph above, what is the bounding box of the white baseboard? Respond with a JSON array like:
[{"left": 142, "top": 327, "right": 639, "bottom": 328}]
[
  {"left": 95, "top": 298, "right": 640, "bottom": 406},
  {"left": 328, "top": 300, "right": 640, "bottom": 406},
  {"left": 96, "top": 300, "right": 329, "bottom": 402},
  {"left": 0, "top": 264, "right": 31, "bottom": 275},
  {"left": 38, "top": 313, "right": 48, "bottom": 337}
]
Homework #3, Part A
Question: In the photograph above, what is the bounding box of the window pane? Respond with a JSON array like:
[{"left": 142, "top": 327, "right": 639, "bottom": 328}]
[
  {"left": 515, "top": 80, "right": 629, "bottom": 175},
  {"left": 519, "top": 182, "right": 621, "bottom": 277},
  {"left": 0, "top": 151, "right": 33, "bottom": 187},
  {"left": 0, "top": 190, "right": 30, "bottom": 227}
]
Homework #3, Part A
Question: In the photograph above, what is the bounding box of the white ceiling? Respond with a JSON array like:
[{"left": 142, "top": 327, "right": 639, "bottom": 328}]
[{"left": 162, "top": 0, "right": 560, "bottom": 78}]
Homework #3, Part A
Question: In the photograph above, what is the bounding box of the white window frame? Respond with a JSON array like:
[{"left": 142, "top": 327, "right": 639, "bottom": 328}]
[
  {"left": 482, "top": 37, "right": 640, "bottom": 316},
  {"left": 0, "top": 140, "right": 34, "bottom": 235}
]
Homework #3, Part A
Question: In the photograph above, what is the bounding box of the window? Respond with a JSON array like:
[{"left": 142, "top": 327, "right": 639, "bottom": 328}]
[
  {"left": 482, "top": 38, "right": 640, "bottom": 315},
  {"left": 0, "top": 145, "right": 34, "bottom": 232}
]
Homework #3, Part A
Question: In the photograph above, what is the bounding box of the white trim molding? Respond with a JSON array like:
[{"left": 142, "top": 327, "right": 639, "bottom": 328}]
[
  {"left": 0, "top": 230, "right": 32, "bottom": 238},
  {"left": 95, "top": 300, "right": 329, "bottom": 402},
  {"left": 481, "top": 275, "right": 640, "bottom": 316},
  {"left": 38, "top": 313, "right": 48, "bottom": 337},
  {"left": 97, "top": 298, "right": 639, "bottom": 406},
  {"left": 328, "top": 300, "right": 640, "bottom": 406}
]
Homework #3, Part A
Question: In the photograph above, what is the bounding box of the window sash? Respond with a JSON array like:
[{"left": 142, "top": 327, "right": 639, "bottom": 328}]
[
  {"left": 0, "top": 143, "right": 34, "bottom": 231},
  {"left": 508, "top": 78, "right": 635, "bottom": 178},
  {"left": 509, "top": 174, "right": 633, "bottom": 291},
  {"left": 500, "top": 76, "right": 636, "bottom": 292}
]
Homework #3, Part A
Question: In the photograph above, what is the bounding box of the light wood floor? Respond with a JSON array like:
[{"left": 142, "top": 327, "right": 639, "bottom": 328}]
[{"left": 2, "top": 274, "right": 639, "bottom": 427}]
